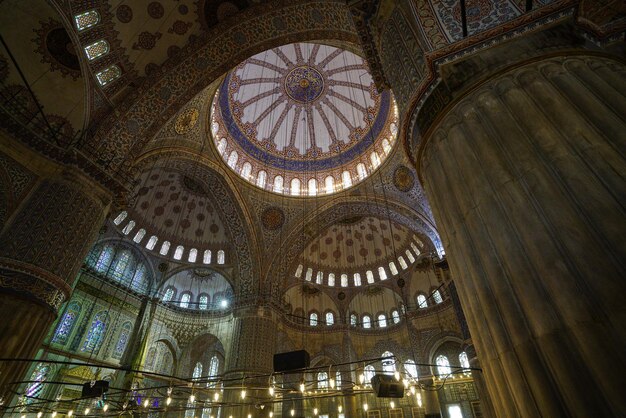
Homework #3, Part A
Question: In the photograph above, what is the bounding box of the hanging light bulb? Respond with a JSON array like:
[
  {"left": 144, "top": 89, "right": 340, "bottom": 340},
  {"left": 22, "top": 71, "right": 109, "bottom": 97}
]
[
  {"left": 214, "top": 392, "right": 219, "bottom": 401},
  {"left": 37, "top": 412, "right": 43, "bottom": 418},
  {"left": 329, "top": 377, "right": 335, "bottom": 389},
  {"left": 338, "top": 405, "right": 343, "bottom": 413},
  {"left": 52, "top": 412, "right": 57, "bottom": 417},
  {"left": 248, "top": 414, "right": 252, "bottom": 418},
  {"left": 363, "top": 403, "right": 369, "bottom": 411},
  {"left": 390, "top": 401, "right": 395, "bottom": 409},
  {"left": 269, "top": 412, "right": 274, "bottom": 417},
  {"left": 290, "top": 408, "right": 295, "bottom": 416},
  {"left": 417, "top": 392, "right": 423, "bottom": 408},
  {"left": 269, "top": 386, "right": 275, "bottom": 396},
  {"left": 103, "top": 403, "right": 108, "bottom": 412},
  {"left": 410, "top": 385, "right": 416, "bottom": 395},
  {"left": 313, "top": 407, "right": 318, "bottom": 415},
  {"left": 299, "top": 382, "right": 305, "bottom": 393},
  {"left": 166, "top": 396, "right": 172, "bottom": 405},
  {"left": 394, "top": 371, "right": 400, "bottom": 381},
  {"left": 84, "top": 407, "right": 90, "bottom": 415},
  {"left": 144, "top": 399, "right": 150, "bottom": 408},
  {"left": 68, "top": 411, "right": 73, "bottom": 417}
]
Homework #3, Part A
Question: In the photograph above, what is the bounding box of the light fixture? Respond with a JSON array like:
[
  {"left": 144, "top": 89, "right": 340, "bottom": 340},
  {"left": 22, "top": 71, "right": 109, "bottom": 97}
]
[
  {"left": 417, "top": 392, "right": 423, "bottom": 407},
  {"left": 338, "top": 405, "right": 343, "bottom": 413},
  {"left": 394, "top": 371, "right": 400, "bottom": 381},
  {"left": 410, "top": 385, "right": 416, "bottom": 395},
  {"left": 37, "top": 412, "right": 43, "bottom": 418},
  {"left": 248, "top": 414, "right": 252, "bottom": 418},
  {"left": 363, "top": 403, "right": 369, "bottom": 411},
  {"left": 241, "top": 389, "right": 247, "bottom": 399},
  {"left": 52, "top": 412, "right": 57, "bottom": 418},
  {"left": 221, "top": 299, "right": 228, "bottom": 308},
  {"left": 269, "top": 386, "right": 275, "bottom": 396},
  {"left": 189, "top": 395, "right": 195, "bottom": 403},
  {"left": 214, "top": 392, "right": 219, "bottom": 401},
  {"left": 299, "top": 382, "right": 305, "bottom": 393},
  {"left": 84, "top": 407, "right": 90, "bottom": 415},
  {"left": 103, "top": 403, "right": 108, "bottom": 412},
  {"left": 167, "top": 396, "right": 172, "bottom": 405},
  {"left": 144, "top": 399, "right": 150, "bottom": 408},
  {"left": 314, "top": 407, "right": 318, "bottom": 415},
  {"left": 329, "top": 377, "right": 335, "bottom": 389},
  {"left": 269, "top": 412, "right": 273, "bottom": 417},
  {"left": 290, "top": 409, "right": 295, "bottom": 417},
  {"left": 68, "top": 411, "right": 73, "bottom": 417},
  {"left": 390, "top": 401, "right": 395, "bottom": 409}
]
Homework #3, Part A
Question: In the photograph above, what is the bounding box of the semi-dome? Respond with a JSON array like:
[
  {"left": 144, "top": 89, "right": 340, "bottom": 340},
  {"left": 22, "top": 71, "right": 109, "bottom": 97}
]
[{"left": 211, "top": 42, "right": 398, "bottom": 196}]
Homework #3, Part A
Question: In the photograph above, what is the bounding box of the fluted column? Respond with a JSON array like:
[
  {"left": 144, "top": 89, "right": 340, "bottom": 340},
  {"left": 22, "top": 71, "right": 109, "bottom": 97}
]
[
  {"left": 0, "top": 172, "right": 111, "bottom": 397},
  {"left": 419, "top": 55, "right": 626, "bottom": 417}
]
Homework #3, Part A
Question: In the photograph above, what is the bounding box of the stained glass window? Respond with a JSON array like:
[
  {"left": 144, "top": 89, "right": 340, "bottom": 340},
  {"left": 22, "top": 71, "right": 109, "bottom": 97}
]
[
  {"left": 308, "top": 178, "right": 317, "bottom": 196},
  {"left": 310, "top": 312, "right": 318, "bottom": 326},
  {"left": 180, "top": 293, "right": 191, "bottom": 308},
  {"left": 436, "top": 355, "right": 451, "bottom": 376},
  {"left": 174, "top": 245, "right": 184, "bottom": 260},
  {"left": 257, "top": 170, "right": 267, "bottom": 188},
  {"left": 273, "top": 175, "right": 283, "bottom": 193},
  {"left": 382, "top": 351, "right": 396, "bottom": 374},
  {"left": 81, "top": 311, "right": 108, "bottom": 352},
  {"left": 389, "top": 261, "right": 398, "bottom": 275},
  {"left": 366, "top": 270, "right": 374, "bottom": 284},
  {"left": 327, "top": 273, "right": 335, "bottom": 286},
  {"left": 25, "top": 363, "right": 50, "bottom": 401},
  {"left": 113, "top": 250, "right": 132, "bottom": 282},
  {"left": 193, "top": 362, "right": 203, "bottom": 380},
  {"left": 316, "top": 271, "right": 323, "bottom": 284},
  {"left": 52, "top": 302, "right": 81, "bottom": 345},
  {"left": 362, "top": 315, "right": 371, "bottom": 329},
  {"left": 378, "top": 314, "right": 387, "bottom": 328},
  {"left": 336, "top": 371, "right": 342, "bottom": 389},
  {"left": 203, "top": 250, "right": 212, "bottom": 264},
  {"left": 199, "top": 294, "right": 208, "bottom": 310},
  {"left": 350, "top": 313, "right": 357, "bottom": 327},
  {"left": 74, "top": 10, "right": 100, "bottom": 31},
  {"left": 217, "top": 250, "right": 225, "bottom": 264},
  {"left": 357, "top": 163, "right": 367, "bottom": 180},
  {"left": 227, "top": 151, "right": 238, "bottom": 169},
  {"left": 325, "top": 311, "right": 334, "bottom": 326},
  {"left": 95, "top": 245, "right": 114, "bottom": 273},
  {"left": 378, "top": 266, "right": 388, "bottom": 280},
  {"left": 133, "top": 228, "right": 146, "bottom": 243},
  {"left": 341, "top": 274, "right": 348, "bottom": 287},
  {"left": 146, "top": 235, "right": 158, "bottom": 250},
  {"left": 241, "top": 162, "right": 252, "bottom": 179},
  {"left": 113, "top": 322, "right": 132, "bottom": 359},
  {"left": 317, "top": 371, "right": 328, "bottom": 389},
  {"left": 404, "top": 360, "right": 418, "bottom": 379},
  {"left": 160, "top": 241, "right": 171, "bottom": 256},
  {"left": 405, "top": 249, "right": 415, "bottom": 263},
  {"left": 459, "top": 352, "right": 470, "bottom": 371},
  {"left": 353, "top": 273, "right": 362, "bottom": 286},
  {"left": 131, "top": 264, "right": 146, "bottom": 292},
  {"left": 209, "top": 355, "right": 219, "bottom": 377},
  {"left": 121, "top": 220, "right": 135, "bottom": 235},
  {"left": 113, "top": 211, "right": 127, "bottom": 225},
  {"left": 433, "top": 289, "right": 443, "bottom": 304},
  {"left": 294, "top": 264, "right": 303, "bottom": 278},
  {"left": 342, "top": 171, "right": 352, "bottom": 188},
  {"left": 398, "top": 256, "right": 408, "bottom": 270},
  {"left": 325, "top": 176, "right": 334, "bottom": 194},
  {"left": 96, "top": 65, "right": 122, "bottom": 86},
  {"left": 291, "top": 178, "right": 300, "bottom": 195},
  {"left": 417, "top": 294, "right": 427, "bottom": 308},
  {"left": 163, "top": 287, "right": 175, "bottom": 302},
  {"left": 305, "top": 268, "right": 312, "bottom": 281},
  {"left": 84, "top": 39, "right": 109, "bottom": 60},
  {"left": 391, "top": 310, "right": 400, "bottom": 324},
  {"left": 364, "top": 365, "right": 375, "bottom": 384}
]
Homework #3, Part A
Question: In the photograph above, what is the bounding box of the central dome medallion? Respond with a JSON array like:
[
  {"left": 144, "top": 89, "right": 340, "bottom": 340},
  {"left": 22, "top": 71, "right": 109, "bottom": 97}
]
[{"left": 211, "top": 42, "right": 398, "bottom": 196}]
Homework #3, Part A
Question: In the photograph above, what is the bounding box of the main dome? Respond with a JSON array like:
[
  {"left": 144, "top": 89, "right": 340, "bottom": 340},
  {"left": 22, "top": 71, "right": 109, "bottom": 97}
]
[{"left": 210, "top": 42, "right": 398, "bottom": 196}]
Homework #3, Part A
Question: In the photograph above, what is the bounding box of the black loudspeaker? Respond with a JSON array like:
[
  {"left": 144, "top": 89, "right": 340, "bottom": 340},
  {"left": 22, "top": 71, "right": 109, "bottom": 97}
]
[
  {"left": 371, "top": 374, "right": 405, "bottom": 398},
  {"left": 273, "top": 350, "right": 310, "bottom": 372},
  {"left": 81, "top": 380, "right": 109, "bottom": 398}
]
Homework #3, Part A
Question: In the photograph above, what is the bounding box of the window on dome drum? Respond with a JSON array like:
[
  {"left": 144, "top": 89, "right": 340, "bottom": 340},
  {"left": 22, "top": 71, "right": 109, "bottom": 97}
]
[
  {"left": 74, "top": 9, "right": 100, "bottom": 31},
  {"left": 96, "top": 65, "right": 122, "bottom": 86},
  {"left": 146, "top": 235, "right": 158, "bottom": 250},
  {"left": 122, "top": 220, "right": 135, "bottom": 235},
  {"left": 354, "top": 273, "right": 362, "bottom": 286},
  {"left": 163, "top": 287, "right": 175, "bottom": 302},
  {"left": 410, "top": 242, "right": 421, "bottom": 255},
  {"left": 113, "top": 211, "right": 127, "bottom": 225},
  {"left": 203, "top": 250, "right": 212, "bottom": 264},
  {"left": 291, "top": 178, "right": 301, "bottom": 195},
  {"left": 357, "top": 163, "right": 367, "bottom": 180},
  {"left": 308, "top": 178, "right": 317, "bottom": 196},
  {"left": 241, "top": 162, "right": 252, "bottom": 179},
  {"left": 325, "top": 176, "right": 335, "bottom": 194},
  {"left": 227, "top": 151, "right": 238, "bottom": 169},
  {"left": 217, "top": 250, "right": 225, "bottom": 264},
  {"left": 378, "top": 314, "right": 387, "bottom": 328},
  {"left": 362, "top": 315, "right": 371, "bottom": 329},
  {"left": 113, "top": 322, "right": 132, "bottom": 359},
  {"left": 350, "top": 313, "right": 357, "bottom": 327},
  {"left": 217, "top": 138, "right": 227, "bottom": 155},
  {"left": 378, "top": 266, "right": 388, "bottom": 280},
  {"left": 82, "top": 311, "right": 108, "bottom": 352},
  {"left": 160, "top": 241, "right": 171, "bottom": 255},
  {"left": 342, "top": 171, "right": 352, "bottom": 188},
  {"left": 273, "top": 175, "right": 283, "bottom": 193},
  {"left": 371, "top": 151, "right": 381, "bottom": 168},
  {"left": 310, "top": 312, "right": 318, "bottom": 326},
  {"left": 25, "top": 363, "right": 50, "bottom": 401},
  {"left": 459, "top": 352, "right": 470, "bottom": 371},
  {"left": 318, "top": 371, "right": 328, "bottom": 389},
  {"left": 405, "top": 249, "right": 415, "bottom": 263},
  {"left": 295, "top": 264, "right": 303, "bottom": 278},
  {"left": 328, "top": 272, "right": 335, "bottom": 286},
  {"left": 404, "top": 360, "right": 419, "bottom": 379},
  {"left": 433, "top": 289, "right": 443, "bottom": 304},
  {"left": 391, "top": 309, "right": 400, "bottom": 324},
  {"left": 199, "top": 294, "right": 209, "bottom": 310},
  {"left": 133, "top": 228, "right": 146, "bottom": 243},
  {"left": 325, "top": 311, "right": 334, "bottom": 326},
  {"left": 364, "top": 365, "right": 375, "bottom": 384},
  {"left": 389, "top": 261, "right": 398, "bottom": 275},
  {"left": 52, "top": 301, "right": 81, "bottom": 345},
  {"left": 316, "top": 271, "right": 323, "bottom": 284},
  {"left": 366, "top": 270, "right": 375, "bottom": 284},
  {"left": 174, "top": 245, "right": 184, "bottom": 260},
  {"left": 305, "top": 267, "right": 313, "bottom": 281},
  {"left": 398, "top": 256, "right": 408, "bottom": 270},
  {"left": 188, "top": 248, "right": 198, "bottom": 263},
  {"left": 417, "top": 294, "right": 427, "bottom": 308},
  {"left": 257, "top": 170, "right": 267, "bottom": 188},
  {"left": 180, "top": 293, "right": 191, "bottom": 308},
  {"left": 341, "top": 274, "right": 348, "bottom": 287},
  {"left": 436, "top": 355, "right": 452, "bottom": 376},
  {"left": 84, "top": 39, "right": 109, "bottom": 60},
  {"left": 382, "top": 138, "right": 392, "bottom": 154},
  {"left": 382, "top": 351, "right": 396, "bottom": 374}
]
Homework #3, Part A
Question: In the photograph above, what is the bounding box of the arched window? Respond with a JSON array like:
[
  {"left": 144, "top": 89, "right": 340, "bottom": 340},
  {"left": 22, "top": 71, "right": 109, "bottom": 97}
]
[
  {"left": 193, "top": 362, "right": 203, "bottom": 381},
  {"left": 378, "top": 266, "right": 388, "bottom": 280},
  {"left": 188, "top": 248, "right": 198, "bottom": 263},
  {"left": 133, "top": 228, "right": 146, "bottom": 243},
  {"left": 122, "top": 220, "right": 135, "bottom": 235},
  {"left": 95, "top": 245, "right": 114, "bottom": 273},
  {"left": 353, "top": 273, "right": 362, "bottom": 286},
  {"left": 203, "top": 250, "right": 212, "bottom": 264},
  {"left": 180, "top": 293, "right": 191, "bottom": 308},
  {"left": 398, "top": 256, "right": 408, "bottom": 270},
  {"left": 81, "top": 311, "right": 108, "bottom": 352},
  {"left": 366, "top": 270, "right": 374, "bottom": 284},
  {"left": 410, "top": 242, "right": 420, "bottom": 256},
  {"left": 295, "top": 264, "right": 303, "bottom": 278},
  {"left": 356, "top": 163, "right": 367, "bottom": 180},
  {"left": 199, "top": 294, "right": 209, "bottom": 310},
  {"left": 113, "top": 211, "right": 127, "bottom": 225},
  {"left": 405, "top": 249, "right": 415, "bottom": 263},
  {"left": 316, "top": 271, "right": 323, "bottom": 284},
  {"left": 364, "top": 365, "right": 375, "bottom": 384},
  {"left": 336, "top": 371, "right": 342, "bottom": 389},
  {"left": 362, "top": 315, "right": 371, "bottom": 329},
  {"left": 25, "top": 363, "right": 50, "bottom": 400},
  {"left": 227, "top": 151, "right": 238, "bottom": 169},
  {"left": 160, "top": 241, "right": 171, "bottom": 256},
  {"left": 290, "top": 178, "right": 301, "bottom": 195},
  {"left": 341, "top": 170, "right": 352, "bottom": 188},
  {"left": 404, "top": 360, "right": 418, "bottom": 379},
  {"left": 391, "top": 309, "right": 400, "bottom": 324},
  {"left": 96, "top": 64, "right": 122, "bottom": 86},
  {"left": 389, "top": 261, "right": 398, "bottom": 275},
  {"left": 382, "top": 138, "right": 392, "bottom": 154},
  {"left": 378, "top": 314, "right": 387, "bottom": 328},
  {"left": 305, "top": 267, "right": 313, "bottom": 281},
  {"left": 340, "top": 274, "right": 348, "bottom": 287},
  {"left": 131, "top": 264, "right": 147, "bottom": 292},
  {"left": 273, "top": 175, "right": 283, "bottom": 193},
  {"left": 163, "top": 287, "right": 175, "bottom": 302},
  {"left": 325, "top": 311, "right": 334, "bottom": 326},
  {"left": 433, "top": 289, "right": 443, "bottom": 304},
  {"left": 309, "top": 312, "right": 318, "bottom": 326},
  {"left": 112, "top": 250, "right": 132, "bottom": 282},
  {"left": 257, "top": 170, "right": 267, "bottom": 188},
  {"left": 145, "top": 347, "right": 157, "bottom": 370},
  {"left": 52, "top": 301, "right": 81, "bottom": 344},
  {"left": 217, "top": 250, "right": 225, "bottom": 264},
  {"left": 327, "top": 273, "right": 335, "bottom": 286},
  {"left": 74, "top": 10, "right": 100, "bottom": 31},
  {"left": 308, "top": 178, "right": 317, "bottom": 196},
  {"left": 317, "top": 371, "right": 328, "bottom": 389},
  {"left": 241, "top": 162, "right": 252, "bottom": 179},
  {"left": 174, "top": 245, "right": 184, "bottom": 260},
  {"left": 217, "top": 138, "right": 227, "bottom": 155},
  {"left": 436, "top": 355, "right": 452, "bottom": 376},
  {"left": 382, "top": 351, "right": 396, "bottom": 374},
  {"left": 146, "top": 235, "right": 158, "bottom": 250},
  {"left": 370, "top": 151, "right": 381, "bottom": 168},
  {"left": 208, "top": 355, "right": 219, "bottom": 387},
  {"left": 84, "top": 39, "right": 109, "bottom": 60},
  {"left": 417, "top": 294, "right": 427, "bottom": 308},
  {"left": 350, "top": 313, "right": 357, "bottom": 327},
  {"left": 459, "top": 352, "right": 470, "bottom": 371},
  {"left": 324, "top": 176, "right": 334, "bottom": 194},
  {"left": 113, "top": 322, "right": 132, "bottom": 359}
]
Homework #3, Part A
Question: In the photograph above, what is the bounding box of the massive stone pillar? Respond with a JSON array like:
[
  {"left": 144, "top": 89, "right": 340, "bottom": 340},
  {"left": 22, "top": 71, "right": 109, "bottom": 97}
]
[
  {"left": 0, "top": 172, "right": 111, "bottom": 396},
  {"left": 419, "top": 55, "right": 626, "bottom": 417}
]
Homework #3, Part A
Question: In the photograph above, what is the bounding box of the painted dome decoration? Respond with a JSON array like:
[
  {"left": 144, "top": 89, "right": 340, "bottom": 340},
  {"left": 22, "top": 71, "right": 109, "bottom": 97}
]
[{"left": 211, "top": 42, "right": 398, "bottom": 196}]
